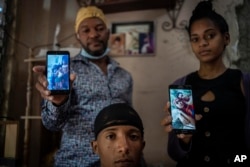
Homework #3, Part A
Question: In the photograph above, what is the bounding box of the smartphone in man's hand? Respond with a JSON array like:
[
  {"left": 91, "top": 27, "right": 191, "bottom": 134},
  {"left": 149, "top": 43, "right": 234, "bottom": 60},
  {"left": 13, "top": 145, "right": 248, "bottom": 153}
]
[{"left": 46, "top": 51, "right": 70, "bottom": 95}]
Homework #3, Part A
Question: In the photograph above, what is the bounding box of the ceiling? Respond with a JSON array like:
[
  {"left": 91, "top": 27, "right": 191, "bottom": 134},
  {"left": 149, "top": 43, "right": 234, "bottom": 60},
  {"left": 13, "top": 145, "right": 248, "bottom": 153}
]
[{"left": 76, "top": 0, "right": 177, "bottom": 14}]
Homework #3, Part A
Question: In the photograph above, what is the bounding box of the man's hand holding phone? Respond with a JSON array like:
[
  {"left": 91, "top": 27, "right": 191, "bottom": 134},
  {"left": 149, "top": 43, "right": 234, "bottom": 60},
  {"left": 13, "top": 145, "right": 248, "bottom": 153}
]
[{"left": 32, "top": 54, "right": 76, "bottom": 106}]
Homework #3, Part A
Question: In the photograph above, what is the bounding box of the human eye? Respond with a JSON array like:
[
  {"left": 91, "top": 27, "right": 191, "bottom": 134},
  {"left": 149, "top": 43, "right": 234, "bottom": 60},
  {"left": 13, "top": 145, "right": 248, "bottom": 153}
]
[
  {"left": 129, "top": 132, "right": 141, "bottom": 141},
  {"left": 105, "top": 133, "right": 116, "bottom": 140},
  {"left": 204, "top": 32, "right": 215, "bottom": 40},
  {"left": 79, "top": 28, "right": 89, "bottom": 35},
  {"left": 190, "top": 37, "right": 198, "bottom": 43},
  {"left": 96, "top": 25, "right": 105, "bottom": 32}
]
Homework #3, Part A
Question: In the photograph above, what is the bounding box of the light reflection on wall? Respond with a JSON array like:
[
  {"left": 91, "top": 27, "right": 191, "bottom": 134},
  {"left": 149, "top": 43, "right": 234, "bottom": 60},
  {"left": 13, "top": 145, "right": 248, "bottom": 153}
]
[{"left": 43, "top": 0, "right": 51, "bottom": 11}]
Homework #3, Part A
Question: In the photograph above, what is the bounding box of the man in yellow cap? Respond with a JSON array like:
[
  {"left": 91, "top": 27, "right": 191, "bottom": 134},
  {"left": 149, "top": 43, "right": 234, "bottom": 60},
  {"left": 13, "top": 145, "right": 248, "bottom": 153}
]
[
  {"left": 74, "top": 6, "right": 109, "bottom": 60},
  {"left": 33, "top": 6, "right": 133, "bottom": 167}
]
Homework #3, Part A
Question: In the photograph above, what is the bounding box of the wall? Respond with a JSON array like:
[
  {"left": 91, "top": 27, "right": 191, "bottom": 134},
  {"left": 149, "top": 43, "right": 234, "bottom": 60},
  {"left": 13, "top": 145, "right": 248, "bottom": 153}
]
[
  {"left": 235, "top": 0, "right": 250, "bottom": 72},
  {"left": 5, "top": 0, "right": 243, "bottom": 166}
]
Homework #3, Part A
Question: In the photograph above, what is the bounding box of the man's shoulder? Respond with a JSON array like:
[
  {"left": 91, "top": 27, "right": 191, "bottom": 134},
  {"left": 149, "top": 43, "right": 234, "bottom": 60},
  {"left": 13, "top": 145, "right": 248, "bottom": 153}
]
[
  {"left": 109, "top": 57, "right": 130, "bottom": 72},
  {"left": 71, "top": 54, "right": 85, "bottom": 62},
  {"left": 90, "top": 160, "right": 100, "bottom": 167}
]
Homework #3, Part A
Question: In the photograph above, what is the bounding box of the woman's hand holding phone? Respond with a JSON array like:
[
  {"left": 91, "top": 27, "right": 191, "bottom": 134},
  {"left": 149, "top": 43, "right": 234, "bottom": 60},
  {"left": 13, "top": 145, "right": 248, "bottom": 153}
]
[
  {"left": 161, "top": 101, "right": 193, "bottom": 144},
  {"left": 161, "top": 102, "right": 173, "bottom": 133}
]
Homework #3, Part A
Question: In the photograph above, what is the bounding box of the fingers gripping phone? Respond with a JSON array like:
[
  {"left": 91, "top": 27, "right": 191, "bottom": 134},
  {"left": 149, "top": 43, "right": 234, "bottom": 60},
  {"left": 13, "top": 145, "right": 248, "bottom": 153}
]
[
  {"left": 46, "top": 51, "right": 70, "bottom": 95},
  {"left": 169, "top": 85, "right": 196, "bottom": 134}
]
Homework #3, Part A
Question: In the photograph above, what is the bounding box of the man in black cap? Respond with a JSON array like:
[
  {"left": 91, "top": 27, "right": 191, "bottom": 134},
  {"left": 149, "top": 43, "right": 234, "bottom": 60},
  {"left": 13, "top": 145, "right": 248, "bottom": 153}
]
[{"left": 91, "top": 103, "right": 146, "bottom": 167}]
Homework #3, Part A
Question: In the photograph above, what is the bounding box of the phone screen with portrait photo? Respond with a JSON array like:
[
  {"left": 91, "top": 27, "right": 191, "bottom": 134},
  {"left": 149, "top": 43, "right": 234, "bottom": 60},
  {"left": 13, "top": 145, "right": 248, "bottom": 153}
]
[
  {"left": 169, "top": 85, "right": 196, "bottom": 134},
  {"left": 46, "top": 51, "right": 70, "bottom": 95}
]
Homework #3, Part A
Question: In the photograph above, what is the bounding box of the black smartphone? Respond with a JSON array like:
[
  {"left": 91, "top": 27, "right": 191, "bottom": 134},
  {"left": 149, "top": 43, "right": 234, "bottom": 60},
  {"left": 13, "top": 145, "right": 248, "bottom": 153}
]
[
  {"left": 169, "top": 85, "right": 196, "bottom": 134},
  {"left": 46, "top": 51, "right": 70, "bottom": 95}
]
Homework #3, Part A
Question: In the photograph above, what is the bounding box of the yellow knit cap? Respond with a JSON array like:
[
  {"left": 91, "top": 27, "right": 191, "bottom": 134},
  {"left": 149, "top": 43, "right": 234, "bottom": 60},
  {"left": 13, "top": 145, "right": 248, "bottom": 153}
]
[{"left": 75, "top": 6, "right": 107, "bottom": 33}]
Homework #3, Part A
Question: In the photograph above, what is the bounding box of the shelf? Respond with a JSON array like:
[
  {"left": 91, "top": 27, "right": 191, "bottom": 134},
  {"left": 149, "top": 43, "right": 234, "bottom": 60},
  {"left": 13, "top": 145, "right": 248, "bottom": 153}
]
[
  {"left": 24, "top": 57, "right": 45, "bottom": 63},
  {"left": 20, "top": 116, "right": 41, "bottom": 119}
]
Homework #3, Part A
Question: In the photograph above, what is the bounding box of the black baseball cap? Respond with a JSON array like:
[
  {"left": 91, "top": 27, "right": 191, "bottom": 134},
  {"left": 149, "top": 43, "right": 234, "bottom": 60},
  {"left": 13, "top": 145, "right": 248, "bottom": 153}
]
[{"left": 94, "top": 103, "right": 144, "bottom": 138}]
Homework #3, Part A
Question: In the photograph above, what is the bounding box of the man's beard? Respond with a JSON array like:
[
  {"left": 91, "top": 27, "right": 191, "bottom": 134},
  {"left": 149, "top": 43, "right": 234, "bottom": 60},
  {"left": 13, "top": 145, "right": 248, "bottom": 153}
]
[
  {"left": 83, "top": 42, "right": 108, "bottom": 57},
  {"left": 86, "top": 48, "right": 105, "bottom": 57}
]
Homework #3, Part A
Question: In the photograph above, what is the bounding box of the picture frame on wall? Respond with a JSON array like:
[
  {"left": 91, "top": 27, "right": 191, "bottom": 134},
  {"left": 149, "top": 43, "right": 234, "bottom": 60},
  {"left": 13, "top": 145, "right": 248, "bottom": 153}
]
[{"left": 109, "top": 21, "right": 155, "bottom": 56}]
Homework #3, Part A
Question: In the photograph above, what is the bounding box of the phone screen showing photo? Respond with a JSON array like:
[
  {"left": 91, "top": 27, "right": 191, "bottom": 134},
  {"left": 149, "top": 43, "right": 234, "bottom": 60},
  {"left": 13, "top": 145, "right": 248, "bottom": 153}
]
[
  {"left": 169, "top": 85, "right": 196, "bottom": 134},
  {"left": 46, "top": 51, "right": 70, "bottom": 95}
]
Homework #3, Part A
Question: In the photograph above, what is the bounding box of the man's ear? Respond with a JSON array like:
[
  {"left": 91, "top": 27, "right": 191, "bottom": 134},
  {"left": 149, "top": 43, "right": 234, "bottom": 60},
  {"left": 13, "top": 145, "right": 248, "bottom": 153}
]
[
  {"left": 76, "top": 34, "right": 80, "bottom": 39},
  {"left": 224, "top": 32, "right": 230, "bottom": 45},
  {"left": 91, "top": 140, "right": 99, "bottom": 155},
  {"left": 142, "top": 140, "right": 146, "bottom": 150},
  {"left": 107, "top": 29, "right": 110, "bottom": 40}
]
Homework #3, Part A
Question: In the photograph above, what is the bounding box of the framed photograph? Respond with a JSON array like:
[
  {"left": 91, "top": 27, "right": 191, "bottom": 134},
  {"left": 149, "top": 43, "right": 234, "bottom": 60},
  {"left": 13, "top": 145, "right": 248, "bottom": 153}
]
[
  {"left": 109, "top": 33, "right": 126, "bottom": 56},
  {"left": 110, "top": 21, "right": 155, "bottom": 56}
]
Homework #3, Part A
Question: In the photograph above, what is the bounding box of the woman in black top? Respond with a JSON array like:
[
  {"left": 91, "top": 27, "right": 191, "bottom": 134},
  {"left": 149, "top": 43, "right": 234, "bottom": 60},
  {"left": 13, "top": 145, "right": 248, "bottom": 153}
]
[{"left": 161, "top": 1, "right": 250, "bottom": 166}]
